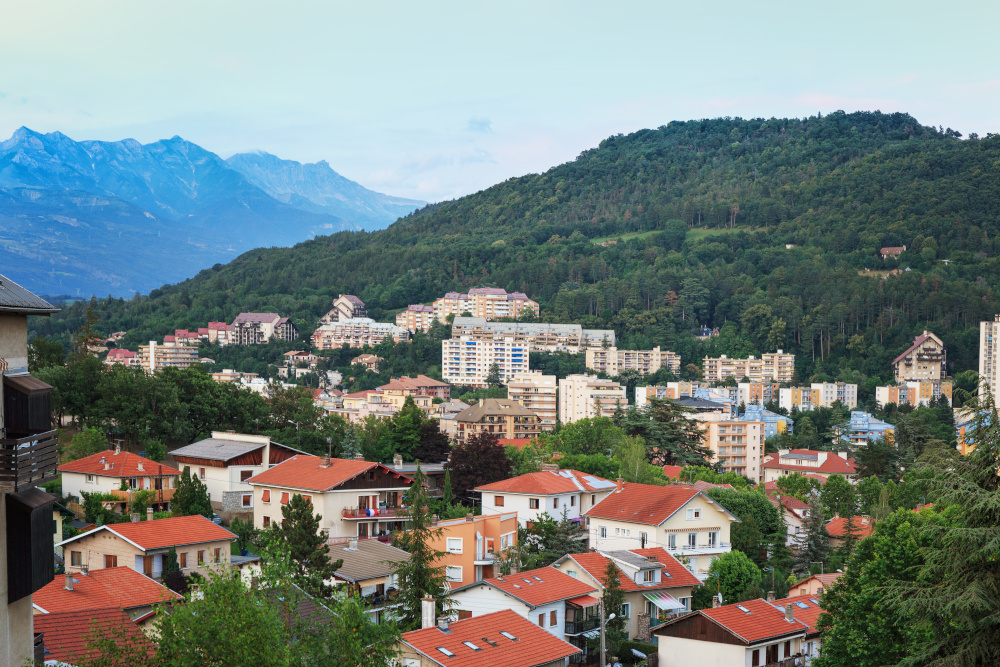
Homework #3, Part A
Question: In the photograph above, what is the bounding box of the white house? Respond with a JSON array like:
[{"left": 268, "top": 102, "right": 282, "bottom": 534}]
[
  {"left": 475, "top": 466, "right": 616, "bottom": 527},
  {"left": 771, "top": 494, "right": 810, "bottom": 546},
  {"left": 58, "top": 449, "right": 180, "bottom": 513}
]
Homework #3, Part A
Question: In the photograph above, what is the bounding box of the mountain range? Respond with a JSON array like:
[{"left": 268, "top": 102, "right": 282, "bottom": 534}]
[{"left": 0, "top": 127, "right": 424, "bottom": 297}]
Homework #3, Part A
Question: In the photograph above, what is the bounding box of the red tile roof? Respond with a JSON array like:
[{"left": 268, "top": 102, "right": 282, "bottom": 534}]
[
  {"left": 497, "top": 438, "right": 532, "bottom": 450},
  {"left": 246, "top": 454, "right": 412, "bottom": 492},
  {"left": 769, "top": 494, "right": 810, "bottom": 514},
  {"left": 583, "top": 482, "right": 706, "bottom": 526},
  {"left": 381, "top": 374, "right": 450, "bottom": 391},
  {"left": 33, "top": 567, "right": 181, "bottom": 613},
  {"left": 762, "top": 450, "right": 856, "bottom": 476},
  {"left": 773, "top": 594, "right": 824, "bottom": 634},
  {"left": 825, "top": 515, "right": 874, "bottom": 539},
  {"left": 58, "top": 450, "right": 180, "bottom": 477},
  {"left": 475, "top": 470, "right": 614, "bottom": 495},
  {"left": 698, "top": 598, "right": 808, "bottom": 643},
  {"left": 792, "top": 573, "right": 842, "bottom": 592},
  {"left": 662, "top": 465, "right": 684, "bottom": 479},
  {"left": 60, "top": 515, "right": 235, "bottom": 551},
  {"left": 34, "top": 608, "right": 155, "bottom": 664},
  {"left": 564, "top": 549, "right": 701, "bottom": 591},
  {"left": 469, "top": 566, "right": 596, "bottom": 607},
  {"left": 402, "top": 608, "right": 579, "bottom": 667},
  {"left": 629, "top": 548, "right": 704, "bottom": 588}
]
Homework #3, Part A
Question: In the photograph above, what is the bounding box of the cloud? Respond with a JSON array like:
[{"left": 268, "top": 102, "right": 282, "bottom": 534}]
[{"left": 467, "top": 116, "right": 492, "bottom": 133}]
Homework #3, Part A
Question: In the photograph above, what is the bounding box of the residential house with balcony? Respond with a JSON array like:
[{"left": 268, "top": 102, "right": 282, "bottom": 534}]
[
  {"left": 330, "top": 537, "right": 410, "bottom": 625},
  {"left": 773, "top": 593, "right": 825, "bottom": 663},
  {"left": 475, "top": 466, "right": 616, "bottom": 527},
  {"left": 168, "top": 432, "right": 304, "bottom": 514},
  {"left": 552, "top": 548, "right": 701, "bottom": 647},
  {"left": 894, "top": 330, "right": 946, "bottom": 381},
  {"left": 449, "top": 399, "right": 542, "bottom": 444},
  {"left": 319, "top": 294, "right": 367, "bottom": 325},
  {"left": 653, "top": 598, "right": 808, "bottom": 667},
  {"left": 431, "top": 512, "right": 518, "bottom": 588},
  {"left": 762, "top": 449, "right": 857, "bottom": 485},
  {"left": 350, "top": 353, "right": 382, "bottom": 371},
  {"left": 558, "top": 374, "right": 627, "bottom": 424},
  {"left": 377, "top": 375, "right": 451, "bottom": 414},
  {"left": 584, "top": 481, "right": 739, "bottom": 580},
  {"left": 246, "top": 454, "right": 414, "bottom": 539},
  {"left": 104, "top": 348, "right": 140, "bottom": 367},
  {"left": 58, "top": 449, "right": 180, "bottom": 513},
  {"left": 56, "top": 514, "right": 237, "bottom": 580}
]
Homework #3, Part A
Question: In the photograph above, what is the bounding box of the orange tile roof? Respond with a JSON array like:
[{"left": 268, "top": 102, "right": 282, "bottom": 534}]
[
  {"left": 33, "top": 567, "right": 181, "bottom": 613},
  {"left": 60, "top": 515, "right": 235, "bottom": 552},
  {"left": 697, "top": 598, "right": 808, "bottom": 643},
  {"left": 630, "top": 547, "right": 704, "bottom": 588},
  {"left": 475, "top": 470, "right": 614, "bottom": 495},
  {"left": 497, "top": 438, "right": 532, "bottom": 450},
  {"left": 825, "top": 515, "right": 874, "bottom": 538},
  {"left": 467, "top": 566, "right": 597, "bottom": 607},
  {"left": 769, "top": 494, "right": 810, "bottom": 514},
  {"left": 792, "top": 573, "right": 842, "bottom": 591},
  {"left": 762, "top": 450, "right": 856, "bottom": 475},
  {"left": 402, "top": 608, "right": 580, "bottom": 667},
  {"left": 773, "top": 594, "right": 824, "bottom": 634},
  {"left": 34, "top": 608, "right": 155, "bottom": 663},
  {"left": 246, "top": 454, "right": 413, "bottom": 492},
  {"left": 662, "top": 465, "right": 684, "bottom": 479},
  {"left": 563, "top": 550, "right": 700, "bottom": 592},
  {"left": 381, "top": 375, "right": 450, "bottom": 390},
  {"left": 58, "top": 450, "right": 180, "bottom": 477},
  {"left": 583, "top": 482, "right": 704, "bottom": 526}
]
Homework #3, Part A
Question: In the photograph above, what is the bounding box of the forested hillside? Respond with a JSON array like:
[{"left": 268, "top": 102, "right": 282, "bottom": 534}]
[{"left": 32, "top": 111, "right": 1000, "bottom": 391}]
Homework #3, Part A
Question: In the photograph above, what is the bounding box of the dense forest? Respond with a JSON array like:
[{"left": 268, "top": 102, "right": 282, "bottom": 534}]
[{"left": 31, "top": 111, "right": 1000, "bottom": 393}]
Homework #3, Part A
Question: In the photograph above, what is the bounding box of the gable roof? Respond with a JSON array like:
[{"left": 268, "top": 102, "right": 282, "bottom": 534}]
[
  {"left": 792, "top": 572, "right": 842, "bottom": 591},
  {"left": 381, "top": 375, "right": 450, "bottom": 391},
  {"left": 497, "top": 438, "right": 532, "bottom": 450},
  {"left": 169, "top": 436, "right": 304, "bottom": 463},
  {"left": 233, "top": 312, "right": 280, "bottom": 323},
  {"left": 58, "top": 450, "right": 180, "bottom": 478},
  {"left": 246, "top": 454, "right": 413, "bottom": 492},
  {"left": 892, "top": 331, "right": 941, "bottom": 365},
  {"left": 770, "top": 494, "right": 810, "bottom": 515},
  {"left": 455, "top": 566, "right": 596, "bottom": 608},
  {"left": 773, "top": 594, "right": 824, "bottom": 634},
  {"left": 762, "top": 450, "right": 857, "bottom": 475},
  {"left": 34, "top": 608, "right": 154, "bottom": 664},
  {"left": 825, "top": 515, "right": 874, "bottom": 539},
  {"left": 33, "top": 567, "right": 181, "bottom": 613},
  {"left": 401, "top": 608, "right": 579, "bottom": 667},
  {"left": 475, "top": 470, "right": 615, "bottom": 495},
  {"left": 662, "top": 465, "right": 684, "bottom": 480},
  {"left": 57, "top": 514, "right": 235, "bottom": 551},
  {"left": 0, "top": 273, "right": 59, "bottom": 314},
  {"left": 656, "top": 598, "right": 807, "bottom": 645},
  {"left": 560, "top": 549, "right": 701, "bottom": 592},
  {"left": 584, "top": 482, "right": 733, "bottom": 526},
  {"left": 330, "top": 539, "right": 412, "bottom": 583}
]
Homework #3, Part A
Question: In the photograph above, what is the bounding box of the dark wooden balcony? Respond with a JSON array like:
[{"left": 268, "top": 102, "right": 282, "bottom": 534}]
[{"left": 0, "top": 429, "right": 58, "bottom": 492}]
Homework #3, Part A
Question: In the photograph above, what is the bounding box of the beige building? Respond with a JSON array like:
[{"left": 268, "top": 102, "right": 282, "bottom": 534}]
[
  {"left": 450, "top": 399, "right": 543, "bottom": 444},
  {"left": 981, "top": 315, "right": 1000, "bottom": 406},
  {"left": 778, "top": 382, "right": 857, "bottom": 412},
  {"left": 700, "top": 420, "right": 764, "bottom": 481},
  {"left": 585, "top": 346, "right": 681, "bottom": 376},
  {"left": 702, "top": 350, "right": 795, "bottom": 383},
  {"left": 506, "top": 371, "right": 557, "bottom": 430},
  {"left": 449, "top": 317, "right": 615, "bottom": 353},
  {"left": 441, "top": 337, "right": 529, "bottom": 387},
  {"left": 736, "top": 382, "right": 780, "bottom": 406},
  {"left": 395, "top": 304, "right": 436, "bottom": 332},
  {"left": 894, "top": 331, "right": 946, "bottom": 381},
  {"left": 137, "top": 339, "right": 199, "bottom": 372},
  {"left": 311, "top": 318, "right": 410, "bottom": 349},
  {"left": 558, "top": 374, "right": 627, "bottom": 424},
  {"left": 231, "top": 312, "right": 297, "bottom": 345},
  {"left": 319, "top": 294, "right": 367, "bottom": 325},
  {"left": 875, "top": 380, "right": 953, "bottom": 408},
  {"left": 430, "top": 288, "right": 540, "bottom": 323}
]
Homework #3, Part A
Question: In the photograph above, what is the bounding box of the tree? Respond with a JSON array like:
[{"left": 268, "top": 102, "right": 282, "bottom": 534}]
[
  {"left": 28, "top": 335, "right": 65, "bottom": 371},
  {"left": 447, "top": 432, "right": 513, "bottom": 501},
  {"left": 775, "top": 472, "right": 817, "bottom": 500},
  {"left": 706, "top": 487, "right": 783, "bottom": 564},
  {"left": 853, "top": 437, "right": 902, "bottom": 480},
  {"left": 412, "top": 420, "right": 451, "bottom": 463},
  {"left": 264, "top": 493, "right": 342, "bottom": 598},
  {"left": 340, "top": 425, "right": 362, "bottom": 459},
  {"left": 620, "top": 398, "right": 713, "bottom": 467},
  {"left": 485, "top": 362, "right": 503, "bottom": 388},
  {"left": 162, "top": 546, "right": 189, "bottom": 594},
  {"left": 704, "top": 550, "right": 763, "bottom": 604},
  {"left": 820, "top": 473, "right": 857, "bottom": 518},
  {"left": 441, "top": 469, "right": 454, "bottom": 507},
  {"left": 391, "top": 467, "right": 450, "bottom": 631},
  {"left": 229, "top": 515, "right": 258, "bottom": 555},
  {"left": 794, "top": 493, "right": 830, "bottom": 574},
  {"left": 597, "top": 558, "right": 628, "bottom": 661},
  {"left": 613, "top": 435, "right": 667, "bottom": 485},
  {"left": 171, "top": 468, "right": 213, "bottom": 519},
  {"left": 142, "top": 437, "right": 166, "bottom": 463},
  {"left": 70, "top": 296, "right": 101, "bottom": 363},
  {"left": 130, "top": 489, "right": 155, "bottom": 516},
  {"left": 68, "top": 427, "right": 108, "bottom": 460}
]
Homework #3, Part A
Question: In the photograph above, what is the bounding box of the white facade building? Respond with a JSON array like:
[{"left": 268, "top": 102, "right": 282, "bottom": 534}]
[
  {"left": 558, "top": 374, "right": 627, "bottom": 424},
  {"left": 441, "top": 337, "right": 529, "bottom": 387}
]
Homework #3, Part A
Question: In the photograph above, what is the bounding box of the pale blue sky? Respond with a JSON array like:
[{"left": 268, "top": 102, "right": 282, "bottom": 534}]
[{"left": 2, "top": 0, "right": 998, "bottom": 202}]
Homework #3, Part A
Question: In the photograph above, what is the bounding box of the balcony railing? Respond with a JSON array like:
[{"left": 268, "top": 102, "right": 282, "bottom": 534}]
[
  {"left": 0, "top": 430, "right": 58, "bottom": 492},
  {"left": 564, "top": 617, "right": 599, "bottom": 635},
  {"left": 342, "top": 506, "right": 411, "bottom": 519}
]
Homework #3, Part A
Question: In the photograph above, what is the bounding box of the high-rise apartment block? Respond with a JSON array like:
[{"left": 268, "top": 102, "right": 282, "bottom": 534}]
[
  {"left": 894, "top": 331, "right": 946, "bottom": 382},
  {"left": 441, "top": 337, "right": 528, "bottom": 388},
  {"left": 736, "top": 382, "right": 780, "bottom": 407},
  {"left": 319, "top": 295, "right": 367, "bottom": 325},
  {"left": 449, "top": 317, "right": 614, "bottom": 353},
  {"left": 702, "top": 350, "right": 794, "bottom": 383},
  {"left": 395, "top": 304, "right": 435, "bottom": 332},
  {"left": 778, "top": 382, "right": 858, "bottom": 412},
  {"left": 585, "top": 346, "right": 681, "bottom": 376},
  {"left": 137, "top": 340, "right": 199, "bottom": 372},
  {"left": 700, "top": 420, "right": 764, "bottom": 481},
  {"left": 431, "top": 288, "right": 540, "bottom": 322},
  {"left": 981, "top": 315, "right": 1000, "bottom": 405},
  {"left": 311, "top": 318, "right": 410, "bottom": 349},
  {"left": 558, "top": 374, "right": 627, "bottom": 424},
  {"left": 506, "top": 371, "right": 557, "bottom": 430}
]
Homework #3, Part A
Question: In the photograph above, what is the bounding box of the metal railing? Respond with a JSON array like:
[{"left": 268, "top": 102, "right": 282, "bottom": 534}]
[
  {"left": 0, "top": 430, "right": 58, "bottom": 492},
  {"left": 564, "top": 617, "right": 599, "bottom": 635},
  {"left": 342, "top": 506, "right": 411, "bottom": 518}
]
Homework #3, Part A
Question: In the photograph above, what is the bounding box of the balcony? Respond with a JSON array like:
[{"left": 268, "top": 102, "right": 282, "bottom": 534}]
[
  {"left": 342, "top": 506, "right": 411, "bottom": 519},
  {"left": 669, "top": 542, "right": 731, "bottom": 556},
  {"left": 473, "top": 551, "right": 497, "bottom": 565},
  {"left": 0, "top": 430, "right": 58, "bottom": 492},
  {"left": 564, "top": 617, "right": 599, "bottom": 635}
]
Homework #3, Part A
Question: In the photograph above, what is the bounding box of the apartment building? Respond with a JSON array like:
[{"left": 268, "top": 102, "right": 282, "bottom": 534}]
[
  {"left": 894, "top": 331, "right": 947, "bottom": 381},
  {"left": 441, "top": 337, "right": 528, "bottom": 387},
  {"left": 702, "top": 350, "right": 795, "bottom": 383},
  {"left": 736, "top": 382, "right": 780, "bottom": 407},
  {"left": 450, "top": 317, "right": 615, "bottom": 353},
  {"left": 585, "top": 346, "right": 681, "bottom": 376},
  {"left": 206, "top": 321, "right": 232, "bottom": 345},
  {"left": 429, "top": 288, "right": 540, "bottom": 323},
  {"left": 980, "top": 315, "right": 1000, "bottom": 406},
  {"left": 231, "top": 312, "right": 298, "bottom": 345},
  {"left": 699, "top": 420, "right": 765, "bottom": 481},
  {"left": 448, "top": 399, "right": 543, "bottom": 443},
  {"left": 637, "top": 382, "right": 706, "bottom": 403},
  {"left": 319, "top": 294, "right": 367, "bottom": 325},
  {"left": 431, "top": 512, "right": 518, "bottom": 588},
  {"left": 778, "top": 382, "right": 857, "bottom": 412},
  {"left": 137, "top": 339, "right": 199, "bottom": 372},
  {"left": 875, "top": 380, "right": 953, "bottom": 408},
  {"left": 395, "top": 304, "right": 435, "bottom": 332},
  {"left": 311, "top": 318, "right": 410, "bottom": 349},
  {"left": 737, "top": 405, "right": 794, "bottom": 439},
  {"left": 839, "top": 411, "right": 894, "bottom": 446},
  {"left": 506, "top": 371, "right": 557, "bottom": 429},
  {"left": 558, "top": 374, "right": 627, "bottom": 424}
]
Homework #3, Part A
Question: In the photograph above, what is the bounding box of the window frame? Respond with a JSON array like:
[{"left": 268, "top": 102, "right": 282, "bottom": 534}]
[
  {"left": 179, "top": 552, "right": 188, "bottom": 569},
  {"left": 494, "top": 495, "right": 504, "bottom": 507},
  {"left": 529, "top": 498, "right": 540, "bottom": 509},
  {"left": 446, "top": 537, "right": 464, "bottom": 554},
  {"left": 599, "top": 526, "right": 607, "bottom": 538},
  {"left": 242, "top": 494, "right": 252, "bottom": 507},
  {"left": 445, "top": 565, "right": 463, "bottom": 582},
  {"left": 550, "top": 610, "right": 557, "bottom": 626},
  {"left": 70, "top": 550, "right": 82, "bottom": 566}
]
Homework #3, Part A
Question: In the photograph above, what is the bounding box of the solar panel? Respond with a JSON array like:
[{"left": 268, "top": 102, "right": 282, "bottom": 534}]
[{"left": 809, "top": 598, "right": 820, "bottom": 605}]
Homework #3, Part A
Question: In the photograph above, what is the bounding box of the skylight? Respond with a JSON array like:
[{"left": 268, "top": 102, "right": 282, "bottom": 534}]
[
  {"left": 795, "top": 601, "right": 809, "bottom": 609},
  {"left": 512, "top": 584, "right": 521, "bottom": 588},
  {"left": 437, "top": 647, "right": 456, "bottom": 657},
  {"left": 532, "top": 576, "right": 542, "bottom": 581},
  {"left": 500, "top": 631, "right": 517, "bottom": 641},
  {"left": 809, "top": 598, "right": 820, "bottom": 605},
  {"left": 463, "top": 641, "right": 481, "bottom": 651},
  {"left": 736, "top": 605, "right": 751, "bottom": 613}
]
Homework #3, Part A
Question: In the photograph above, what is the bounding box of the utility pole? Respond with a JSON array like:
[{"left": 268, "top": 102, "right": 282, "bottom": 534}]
[{"left": 599, "top": 598, "right": 606, "bottom": 667}]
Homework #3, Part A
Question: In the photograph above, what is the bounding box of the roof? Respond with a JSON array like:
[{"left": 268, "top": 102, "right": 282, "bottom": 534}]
[
  {"left": 792, "top": 573, "right": 842, "bottom": 590},
  {"left": 246, "top": 454, "right": 412, "bottom": 492},
  {"left": 169, "top": 436, "right": 303, "bottom": 463},
  {"left": 106, "top": 348, "right": 136, "bottom": 359},
  {"left": 662, "top": 465, "right": 684, "bottom": 480},
  {"left": 381, "top": 375, "right": 450, "bottom": 391},
  {"left": 658, "top": 598, "right": 807, "bottom": 644},
  {"left": 58, "top": 450, "right": 181, "bottom": 478},
  {"left": 331, "top": 539, "right": 411, "bottom": 583},
  {"left": 233, "top": 312, "right": 280, "bottom": 323},
  {"left": 406, "top": 304, "right": 434, "bottom": 312},
  {"left": 773, "top": 594, "right": 824, "bottom": 634},
  {"left": 455, "top": 399, "right": 539, "bottom": 422},
  {"left": 497, "top": 438, "right": 531, "bottom": 449},
  {"left": 33, "top": 567, "right": 181, "bottom": 613},
  {"left": 475, "top": 470, "right": 616, "bottom": 495},
  {"left": 771, "top": 494, "right": 810, "bottom": 514},
  {"left": 825, "top": 515, "right": 874, "bottom": 539},
  {"left": 339, "top": 294, "right": 366, "bottom": 306},
  {"left": 0, "top": 273, "right": 59, "bottom": 314},
  {"left": 34, "top": 608, "right": 154, "bottom": 664},
  {"left": 881, "top": 246, "right": 906, "bottom": 255},
  {"left": 762, "top": 450, "right": 857, "bottom": 475},
  {"left": 458, "top": 566, "right": 597, "bottom": 608},
  {"left": 401, "top": 608, "right": 580, "bottom": 667},
  {"left": 57, "top": 515, "right": 235, "bottom": 551},
  {"left": 562, "top": 549, "right": 701, "bottom": 592},
  {"left": 892, "top": 332, "right": 939, "bottom": 365},
  {"left": 584, "top": 482, "right": 725, "bottom": 526}
]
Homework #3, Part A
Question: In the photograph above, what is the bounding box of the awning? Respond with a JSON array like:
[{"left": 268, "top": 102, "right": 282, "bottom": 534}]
[
  {"left": 3, "top": 374, "right": 52, "bottom": 395},
  {"left": 643, "top": 591, "right": 685, "bottom": 611},
  {"left": 567, "top": 595, "right": 601, "bottom": 608},
  {"left": 581, "top": 628, "right": 601, "bottom": 639}
]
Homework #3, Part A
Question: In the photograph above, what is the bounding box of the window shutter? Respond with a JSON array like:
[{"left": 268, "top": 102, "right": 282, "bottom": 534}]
[{"left": 262, "top": 489, "right": 270, "bottom": 502}]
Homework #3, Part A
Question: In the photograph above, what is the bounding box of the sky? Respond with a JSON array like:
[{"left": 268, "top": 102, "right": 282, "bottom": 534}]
[{"left": 2, "top": 0, "right": 998, "bottom": 203}]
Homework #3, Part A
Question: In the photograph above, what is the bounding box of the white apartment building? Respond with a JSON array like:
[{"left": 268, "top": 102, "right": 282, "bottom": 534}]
[
  {"left": 311, "top": 318, "right": 410, "bottom": 349},
  {"left": 702, "top": 350, "right": 795, "bottom": 383},
  {"left": 450, "top": 317, "right": 615, "bottom": 353},
  {"left": 875, "top": 381, "right": 953, "bottom": 408},
  {"left": 558, "top": 374, "right": 627, "bottom": 424},
  {"left": 137, "top": 340, "right": 199, "bottom": 372},
  {"left": 506, "top": 371, "right": 558, "bottom": 429},
  {"left": 779, "top": 382, "right": 858, "bottom": 411},
  {"left": 980, "top": 315, "right": 1000, "bottom": 406},
  {"left": 585, "top": 346, "right": 682, "bottom": 376},
  {"left": 441, "top": 337, "right": 529, "bottom": 387},
  {"left": 430, "top": 288, "right": 540, "bottom": 323}
]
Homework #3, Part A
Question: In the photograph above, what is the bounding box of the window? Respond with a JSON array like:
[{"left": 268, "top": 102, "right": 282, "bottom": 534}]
[
  {"left": 495, "top": 495, "right": 504, "bottom": 507},
  {"left": 446, "top": 566, "right": 462, "bottom": 582},
  {"left": 620, "top": 603, "right": 630, "bottom": 618},
  {"left": 263, "top": 516, "right": 271, "bottom": 527},
  {"left": 242, "top": 494, "right": 252, "bottom": 507},
  {"left": 86, "top": 474, "right": 95, "bottom": 483},
  {"left": 262, "top": 489, "right": 271, "bottom": 503},
  {"left": 688, "top": 532, "right": 697, "bottom": 548},
  {"left": 643, "top": 569, "right": 655, "bottom": 583},
  {"left": 685, "top": 508, "right": 702, "bottom": 520},
  {"left": 567, "top": 570, "right": 577, "bottom": 578},
  {"left": 446, "top": 538, "right": 463, "bottom": 554},
  {"left": 529, "top": 498, "right": 540, "bottom": 509},
  {"left": 538, "top": 613, "right": 545, "bottom": 627},
  {"left": 668, "top": 533, "right": 677, "bottom": 549},
  {"left": 240, "top": 470, "right": 253, "bottom": 482},
  {"left": 280, "top": 492, "right": 290, "bottom": 505},
  {"left": 752, "top": 649, "right": 760, "bottom": 667},
  {"left": 599, "top": 526, "right": 607, "bottom": 538},
  {"left": 197, "top": 550, "right": 205, "bottom": 566},
  {"left": 179, "top": 552, "right": 187, "bottom": 569},
  {"left": 784, "top": 641, "right": 791, "bottom": 657},
  {"left": 550, "top": 610, "right": 557, "bottom": 626},
  {"left": 640, "top": 531, "right": 648, "bottom": 548},
  {"left": 708, "top": 531, "right": 718, "bottom": 547},
  {"left": 199, "top": 468, "right": 206, "bottom": 479},
  {"left": 104, "top": 555, "right": 117, "bottom": 568},
  {"left": 591, "top": 494, "right": 596, "bottom": 505},
  {"left": 553, "top": 498, "right": 559, "bottom": 509},
  {"left": 570, "top": 496, "right": 576, "bottom": 507},
  {"left": 70, "top": 551, "right": 82, "bottom": 566}
]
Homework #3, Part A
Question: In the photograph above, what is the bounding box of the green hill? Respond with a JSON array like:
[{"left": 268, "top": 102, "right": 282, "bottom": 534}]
[{"left": 32, "top": 111, "right": 1000, "bottom": 390}]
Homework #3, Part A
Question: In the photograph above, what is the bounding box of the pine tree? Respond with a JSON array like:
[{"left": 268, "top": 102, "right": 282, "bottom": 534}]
[
  {"left": 485, "top": 362, "right": 503, "bottom": 388},
  {"left": 594, "top": 558, "right": 628, "bottom": 661},
  {"left": 340, "top": 425, "right": 361, "bottom": 459},
  {"left": 172, "top": 468, "right": 214, "bottom": 519},
  {"left": 441, "top": 469, "right": 454, "bottom": 507},
  {"left": 794, "top": 493, "right": 831, "bottom": 575},
  {"left": 266, "top": 494, "right": 342, "bottom": 598}
]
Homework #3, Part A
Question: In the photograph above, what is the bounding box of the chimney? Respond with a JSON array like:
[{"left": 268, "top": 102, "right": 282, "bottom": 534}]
[
  {"left": 64, "top": 572, "right": 74, "bottom": 591},
  {"left": 767, "top": 591, "right": 775, "bottom": 603},
  {"left": 114, "top": 443, "right": 121, "bottom": 454},
  {"left": 466, "top": 512, "right": 474, "bottom": 522},
  {"left": 80, "top": 564, "right": 89, "bottom": 576},
  {"left": 437, "top": 616, "right": 450, "bottom": 632},
  {"left": 131, "top": 513, "right": 141, "bottom": 522},
  {"left": 104, "top": 462, "right": 110, "bottom": 471},
  {"left": 712, "top": 593, "right": 721, "bottom": 608},
  {"left": 431, "top": 514, "right": 439, "bottom": 526},
  {"left": 137, "top": 462, "right": 144, "bottom": 471},
  {"left": 147, "top": 507, "right": 154, "bottom": 521},
  {"left": 348, "top": 537, "right": 358, "bottom": 551},
  {"left": 785, "top": 604, "right": 794, "bottom": 622},
  {"left": 354, "top": 453, "right": 364, "bottom": 461},
  {"left": 540, "top": 463, "right": 559, "bottom": 472},
  {"left": 320, "top": 455, "right": 331, "bottom": 468},
  {"left": 393, "top": 454, "right": 403, "bottom": 467},
  {"left": 421, "top": 597, "right": 436, "bottom": 630},
  {"left": 615, "top": 476, "right": 624, "bottom": 493}
]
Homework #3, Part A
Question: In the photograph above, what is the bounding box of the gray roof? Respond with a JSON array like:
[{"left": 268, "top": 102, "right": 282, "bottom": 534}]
[
  {"left": 0, "top": 274, "right": 59, "bottom": 314},
  {"left": 387, "top": 463, "right": 447, "bottom": 474},
  {"left": 169, "top": 437, "right": 304, "bottom": 462},
  {"left": 607, "top": 550, "right": 663, "bottom": 569},
  {"left": 674, "top": 397, "right": 728, "bottom": 410},
  {"left": 331, "top": 539, "right": 411, "bottom": 583}
]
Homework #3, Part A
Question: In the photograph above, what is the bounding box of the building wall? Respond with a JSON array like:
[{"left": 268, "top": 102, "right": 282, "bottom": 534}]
[
  {"left": 252, "top": 483, "right": 412, "bottom": 540},
  {"left": 655, "top": 635, "right": 760, "bottom": 667},
  {"left": 0, "top": 489, "right": 36, "bottom": 667},
  {"left": 430, "top": 514, "right": 518, "bottom": 589},
  {"left": 895, "top": 333, "right": 946, "bottom": 382},
  {"left": 507, "top": 371, "right": 558, "bottom": 430},
  {"left": 441, "top": 337, "right": 529, "bottom": 387},
  {"left": 980, "top": 316, "right": 1000, "bottom": 406},
  {"left": 61, "top": 471, "right": 178, "bottom": 505},
  {"left": 480, "top": 490, "right": 611, "bottom": 527},
  {"left": 700, "top": 421, "right": 764, "bottom": 482},
  {"left": 63, "top": 531, "right": 231, "bottom": 580},
  {"left": 558, "top": 375, "right": 627, "bottom": 424}
]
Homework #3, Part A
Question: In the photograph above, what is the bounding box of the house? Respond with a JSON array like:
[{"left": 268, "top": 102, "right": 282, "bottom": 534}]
[
  {"left": 762, "top": 449, "right": 857, "bottom": 484},
  {"left": 168, "top": 432, "right": 304, "bottom": 514},
  {"left": 386, "top": 459, "right": 449, "bottom": 497},
  {"left": 475, "top": 465, "right": 616, "bottom": 527},
  {"left": 398, "top": 607, "right": 579, "bottom": 667},
  {"left": 56, "top": 514, "right": 237, "bottom": 580},
  {"left": 773, "top": 593, "right": 824, "bottom": 662},
  {"left": 330, "top": 537, "right": 410, "bottom": 625},
  {"left": 880, "top": 245, "right": 907, "bottom": 260},
  {"left": 583, "top": 481, "right": 739, "bottom": 580},
  {"left": 431, "top": 512, "right": 518, "bottom": 588},
  {"left": 33, "top": 566, "right": 181, "bottom": 631},
  {"left": 246, "top": 454, "right": 414, "bottom": 540},
  {"left": 350, "top": 353, "right": 382, "bottom": 371},
  {"left": 449, "top": 399, "right": 543, "bottom": 444},
  {"left": 552, "top": 548, "right": 701, "bottom": 645},
  {"left": 104, "top": 348, "right": 139, "bottom": 367},
  {"left": 448, "top": 565, "right": 598, "bottom": 657},
  {"left": 279, "top": 350, "right": 319, "bottom": 378},
  {"left": 319, "top": 294, "right": 367, "bottom": 325},
  {"left": 892, "top": 330, "right": 947, "bottom": 381},
  {"left": 825, "top": 515, "right": 874, "bottom": 549},
  {"left": 58, "top": 449, "right": 180, "bottom": 513},
  {"left": 653, "top": 598, "right": 808, "bottom": 667},
  {"left": 378, "top": 375, "right": 451, "bottom": 413},
  {"left": 769, "top": 495, "right": 810, "bottom": 546},
  {"left": 790, "top": 573, "right": 841, "bottom": 596},
  {"left": 34, "top": 608, "right": 154, "bottom": 665}
]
